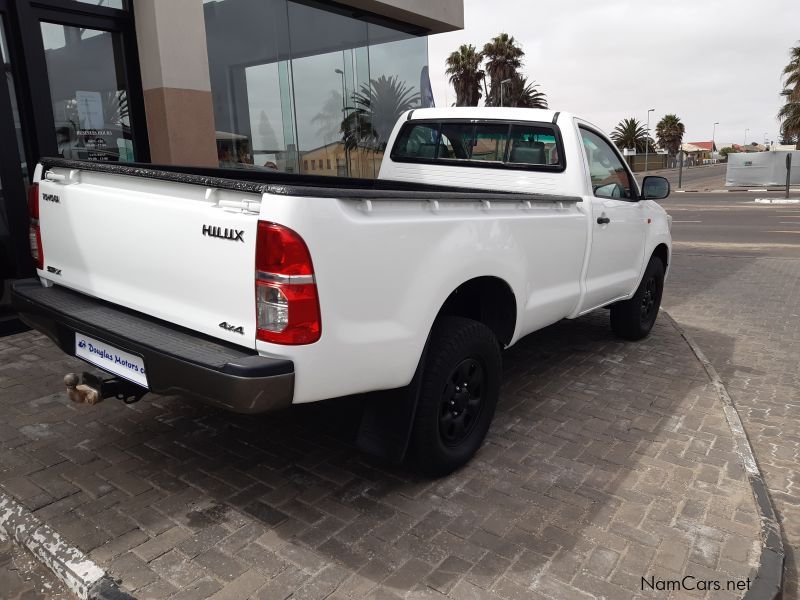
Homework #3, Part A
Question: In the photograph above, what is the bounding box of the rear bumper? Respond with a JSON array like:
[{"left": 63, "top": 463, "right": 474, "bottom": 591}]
[{"left": 11, "top": 279, "right": 294, "bottom": 414}]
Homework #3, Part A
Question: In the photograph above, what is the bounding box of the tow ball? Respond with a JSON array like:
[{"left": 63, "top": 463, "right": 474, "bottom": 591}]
[{"left": 63, "top": 371, "right": 148, "bottom": 405}]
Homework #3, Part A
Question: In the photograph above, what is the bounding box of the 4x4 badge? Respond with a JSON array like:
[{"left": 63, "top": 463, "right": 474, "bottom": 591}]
[{"left": 219, "top": 322, "right": 244, "bottom": 335}]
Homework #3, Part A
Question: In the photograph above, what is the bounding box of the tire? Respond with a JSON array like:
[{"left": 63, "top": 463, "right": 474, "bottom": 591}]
[
  {"left": 408, "top": 316, "right": 501, "bottom": 477},
  {"left": 610, "top": 256, "right": 664, "bottom": 340}
]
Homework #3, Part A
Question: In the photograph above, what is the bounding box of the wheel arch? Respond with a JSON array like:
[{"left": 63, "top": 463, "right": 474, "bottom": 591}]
[
  {"left": 651, "top": 243, "right": 670, "bottom": 269},
  {"left": 435, "top": 276, "right": 517, "bottom": 347}
]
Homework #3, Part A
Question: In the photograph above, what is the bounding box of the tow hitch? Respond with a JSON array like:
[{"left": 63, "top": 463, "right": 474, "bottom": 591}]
[{"left": 64, "top": 371, "right": 148, "bottom": 405}]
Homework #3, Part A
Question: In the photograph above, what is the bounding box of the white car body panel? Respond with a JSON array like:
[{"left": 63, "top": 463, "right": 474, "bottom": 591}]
[
  {"left": 31, "top": 107, "right": 671, "bottom": 406},
  {"left": 37, "top": 169, "right": 262, "bottom": 349}
]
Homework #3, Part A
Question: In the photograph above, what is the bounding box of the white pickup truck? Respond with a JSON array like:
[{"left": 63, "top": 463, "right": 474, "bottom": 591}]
[{"left": 13, "top": 108, "right": 671, "bottom": 475}]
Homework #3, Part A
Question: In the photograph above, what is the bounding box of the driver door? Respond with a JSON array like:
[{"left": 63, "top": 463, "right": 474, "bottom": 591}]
[{"left": 579, "top": 126, "right": 647, "bottom": 311}]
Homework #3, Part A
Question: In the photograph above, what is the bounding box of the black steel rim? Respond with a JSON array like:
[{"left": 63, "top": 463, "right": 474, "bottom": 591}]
[
  {"left": 640, "top": 277, "right": 658, "bottom": 322},
  {"left": 439, "top": 358, "right": 484, "bottom": 446}
]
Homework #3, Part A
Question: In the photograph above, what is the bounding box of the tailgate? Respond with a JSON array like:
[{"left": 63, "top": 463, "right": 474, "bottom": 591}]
[{"left": 37, "top": 165, "right": 261, "bottom": 349}]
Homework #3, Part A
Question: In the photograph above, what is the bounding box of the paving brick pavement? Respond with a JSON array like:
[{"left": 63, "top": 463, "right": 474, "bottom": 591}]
[
  {"left": 0, "top": 311, "right": 761, "bottom": 599},
  {"left": 1, "top": 531, "right": 72, "bottom": 599},
  {"left": 666, "top": 252, "right": 800, "bottom": 597}
]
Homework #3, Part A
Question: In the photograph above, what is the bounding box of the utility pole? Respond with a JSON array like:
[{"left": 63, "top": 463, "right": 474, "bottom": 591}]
[
  {"left": 335, "top": 68, "right": 350, "bottom": 177},
  {"left": 500, "top": 78, "right": 512, "bottom": 107},
  {"left": 744, "top": 128, "right": 749, "bottom": 146},
  {"left": 644, "top": 108, "right": 655, "bottom": 173},
  {"left": 711, "top": 122, "right": 719, "bottom": 165}
]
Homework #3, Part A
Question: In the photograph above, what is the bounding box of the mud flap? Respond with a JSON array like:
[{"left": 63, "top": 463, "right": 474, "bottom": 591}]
[{"left": 355, "top": 343, "right": 428, "bottom": 464}]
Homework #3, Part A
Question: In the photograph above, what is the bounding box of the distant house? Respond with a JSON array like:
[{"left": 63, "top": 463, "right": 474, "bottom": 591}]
[
  {"left": 299, "top": 141, "right": 384, "bottom": 179},
  {"left": 731, "top": 143, "right": 766, "bottom": 153},
  {"left": 681, "top": 141, "right": 716, "bottom": 165}
]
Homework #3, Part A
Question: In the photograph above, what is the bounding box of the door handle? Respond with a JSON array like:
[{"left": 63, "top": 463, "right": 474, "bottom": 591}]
[{"left": 597, "top": 216, "right": 611, "bottom": 225}]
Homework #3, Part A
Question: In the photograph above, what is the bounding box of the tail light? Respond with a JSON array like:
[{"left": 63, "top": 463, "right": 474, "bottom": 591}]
[
  {"left": 28, "top": 183, "right": 43, "bottom": 270},
  {"left": 255, "top": 222, "right": 321, "bottom": 344}
]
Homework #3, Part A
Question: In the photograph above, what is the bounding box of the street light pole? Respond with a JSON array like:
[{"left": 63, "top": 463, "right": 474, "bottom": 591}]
[
  {"left": 711, "top": 122, "right": 719, "bottom": 164},
  {"left": 334, "top": 68, "right": 350, "bottom": 177},
  {"left": 644, "top": 108, "right": 654, "bottom": 173},
  {"left": 500, "top": 78, "right": 512, "bottom": 107},
  {"left": 744, "top": 128, "right": 749, "bottom": 146}
]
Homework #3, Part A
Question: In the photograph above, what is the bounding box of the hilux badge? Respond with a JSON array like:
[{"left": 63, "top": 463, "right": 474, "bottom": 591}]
[{"left": 203, "top": 225, "right": 244, "bottom": 242}]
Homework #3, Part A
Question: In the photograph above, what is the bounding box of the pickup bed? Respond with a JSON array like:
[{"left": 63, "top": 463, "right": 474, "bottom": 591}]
[{"left": 13, "top": 107, "right": 672, "bottom": 475}]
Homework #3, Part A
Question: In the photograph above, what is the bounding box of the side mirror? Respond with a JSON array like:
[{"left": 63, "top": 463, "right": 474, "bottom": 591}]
[{"left": 642, "top": 176, "right": 670, "bottom": 200}]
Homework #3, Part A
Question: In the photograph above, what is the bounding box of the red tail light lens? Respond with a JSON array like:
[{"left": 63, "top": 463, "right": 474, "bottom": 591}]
[
  {"left": 28, "top": 183, "right": 43, "bottom": 270},
  {"left": 256, "top": 222, "right": 315, "bottom": 275},
  {"left": 255, "top": 222, "right": 321, "bottom": 345},
  {"left": 28, "top": 183, "right": 40, "bottom": 220}
]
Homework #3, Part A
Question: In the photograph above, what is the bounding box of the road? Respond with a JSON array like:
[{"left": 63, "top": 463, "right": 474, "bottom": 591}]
[
  {"left": 663, "top": 190, "right": 800, "bottom": 595},
  {"left": 660, "top": 191, "right": 800, "bottom": 257},
  {"left": 638, "top": 163, "right": 728, "bottom": 191}
]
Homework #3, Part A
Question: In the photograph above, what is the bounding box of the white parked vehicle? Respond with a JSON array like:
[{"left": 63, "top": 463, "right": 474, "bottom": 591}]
[{"left": 13, "top": 108, "right": 672, "bottom": 475}]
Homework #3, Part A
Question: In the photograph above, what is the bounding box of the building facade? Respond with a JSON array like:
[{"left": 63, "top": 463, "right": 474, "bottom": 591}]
[{"left": 0, "top": 0, "right": 462, "bottom": 291}]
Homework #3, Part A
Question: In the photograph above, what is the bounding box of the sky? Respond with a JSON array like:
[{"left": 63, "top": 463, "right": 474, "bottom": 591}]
[{"left": 427, "top": 0, "right": 800, "bottom": 148}]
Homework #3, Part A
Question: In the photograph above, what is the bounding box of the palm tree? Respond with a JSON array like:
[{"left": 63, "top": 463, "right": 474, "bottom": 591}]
[
  {"left": 654, "top": 114, "right": 685, "bottom": 157},
  {"left": 482, "top": 33, "right": 524, "bottom": 106},
  {"left": 445, "top": 44, "right": 484, "bottom": 107},
  {"left": 341, "top": 75, "right": 420, "bottom": 151},
  {"left": 778, "top": 94, "right": 800, "bottom": 149},
  {"left": 779, "top": 43, "right": 800, "bottom": 148},
  {"left": 503, "top": 75, "right": 548, "bottom": 109},
  {"left": 611, "top": 118, "right": 653, "bottom": 153},
  {"left": 782, "top": 43, "right": 800, "bottom": 102}
]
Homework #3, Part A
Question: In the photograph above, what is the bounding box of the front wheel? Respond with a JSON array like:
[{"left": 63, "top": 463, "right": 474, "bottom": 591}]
[
  {"left": 408, "top": 316, "right": 501, "bottom": 477},
  {"left": 610, "top": 256, "right": 664, "bottom": 340}
]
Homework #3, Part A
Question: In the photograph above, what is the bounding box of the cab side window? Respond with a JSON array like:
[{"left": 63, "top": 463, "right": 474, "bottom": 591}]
[{"left": 580, "top": 128, "right": 634, "bottom": 200}]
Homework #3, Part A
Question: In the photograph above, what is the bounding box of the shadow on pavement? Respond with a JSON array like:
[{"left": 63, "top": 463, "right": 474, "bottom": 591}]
[{"left": 0, "top": 310, "right": 761, "bottom": 598}]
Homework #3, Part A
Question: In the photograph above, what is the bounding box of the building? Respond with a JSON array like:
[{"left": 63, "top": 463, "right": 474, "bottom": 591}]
[
  {"left": 681, "top": 141, "right": 717, "bottom": 165},
  {"left": 730, "top": 143, "right": 767, "bottom": 153},
  {"left": 0, "top": 0, "right": 463, "bottom": 294}
]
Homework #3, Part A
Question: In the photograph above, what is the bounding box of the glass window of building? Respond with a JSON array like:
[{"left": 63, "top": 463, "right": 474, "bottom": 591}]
[
  {"left": 72, "top": 0, "right": 125, "bottom": 8},
  {"left": 203, "top": 0, "right": 429, "bottom": 178},
  {"left": 1, "top": 16, "right": 27, "bottom": 181},
  {"left": 41, "top": 22, "right": 137, "bottom": 162}
]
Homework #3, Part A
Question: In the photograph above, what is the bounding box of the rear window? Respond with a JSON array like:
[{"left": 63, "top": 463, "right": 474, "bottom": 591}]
[{"left": 391, "top": 120, "right": 564, "bottom": 170}]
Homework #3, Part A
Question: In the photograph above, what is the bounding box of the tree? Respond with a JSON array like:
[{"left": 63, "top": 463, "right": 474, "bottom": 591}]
[
  {"left": 782, "top": 43, "right": 800, "bottom": 103},
  {"left": 778, "top": 42, "right": 800, "bottom": 149},
  {"left": 258, "top": 110, "right": 280, "bottom": 151},
  {"left": 718, "top": 146, "right": 737, "bottom": 161},
  {"left": 780, "top": 129, "right": 799, "bottom": 146},
  {"left": 503, "top": 75, "right": 548, "bottom": 109},
  {"left": 654, "top": 114, "right": 685, "bottom": 157},
  {"left": 445, "top": 44, "right": 484, "bottom": 107},
  {"left": 611, "top": 118, "right": 654, "bottom": 153},
  {"left": 341, "top": 75, "right": 420, "bottom": 151},
  {"left": 482, "top": 33, "right": 524, "bottom": 106},
  {"left": 778, "top": 93, "right": 800, "bottom": 149},
  {"left": 312, "top": 91, "right": 344, "bottom": 145}
]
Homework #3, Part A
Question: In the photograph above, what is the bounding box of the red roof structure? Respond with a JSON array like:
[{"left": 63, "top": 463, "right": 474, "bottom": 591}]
[{"left": 686, "top": 141, "right": 714, "bottom": 151}]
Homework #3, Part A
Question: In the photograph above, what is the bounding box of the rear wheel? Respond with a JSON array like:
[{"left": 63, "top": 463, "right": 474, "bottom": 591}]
[
  {"left": 409, "top": 316, "right": 501, "bottom": 477},
  {"left": 610, "top": 256, "right": 664, "bottom": 340}
]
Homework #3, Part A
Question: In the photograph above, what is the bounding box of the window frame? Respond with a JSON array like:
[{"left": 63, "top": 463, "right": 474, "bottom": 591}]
[
  {"left": 390, "top": 118, "right": 567, "bottom": 173},
  {"left": 578, "top": 124, "right": 640, "bottom": 202}
]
